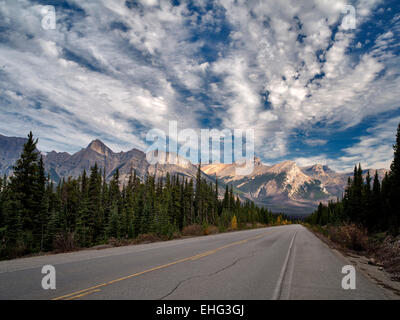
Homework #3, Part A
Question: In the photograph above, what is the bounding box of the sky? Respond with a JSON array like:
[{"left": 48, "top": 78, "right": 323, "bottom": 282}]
[{"left": 0, "top": 0, "right": 399, "bottom": 172}]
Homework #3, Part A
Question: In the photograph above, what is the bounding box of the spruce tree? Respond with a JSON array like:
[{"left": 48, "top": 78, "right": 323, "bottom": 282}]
[
  {"left": 0, "top": 175, "right": 3, "bottom": 229},
  {"left": 9, "top": 132, "right": 41, "bottom": 252},
  {"left": 87, "top": 164, "right": 102, "bottom": 244},
  {"left": 2, "top": 185, "right": 23, "bottom": 257},
  {"left": 389, "top": 122, "right": 400, "bottom": 235},
  {"left": 106, "top": 204, "right": 120, "bottom": 239},
  {"left": 36, "top": 156, "right": 48, "bottom": 251},
  {"left": 194, "top": 163, "right": 202, "bottom": 221},
  {"left": 380, "top": 172, "right": 390, "bottom": 231},
  {"left": 371, "top": 171, "right": 381, "bottom": 232},
  {"left": 362, "top": 170, "right": 372, "bottom": 230},
  {"left": 222, "top": 185, "right": 229, "bottom": 210}
]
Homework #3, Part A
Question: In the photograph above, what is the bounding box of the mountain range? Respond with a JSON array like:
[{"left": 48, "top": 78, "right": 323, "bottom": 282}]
[{"left": 0, "top": 133, "right": 388, "bottom": 214}]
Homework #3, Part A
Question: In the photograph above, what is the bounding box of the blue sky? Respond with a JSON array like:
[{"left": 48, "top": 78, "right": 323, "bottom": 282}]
[{"left": 0, "top": 0, "right": 399, "bottom": 172}]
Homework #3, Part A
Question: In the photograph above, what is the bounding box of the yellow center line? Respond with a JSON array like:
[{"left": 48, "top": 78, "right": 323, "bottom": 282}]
[
  {"left": 52, "top": 231, "right": 271, "bottom": 300},
  {"left": 66, "top": 289, "right": 101, "bottom": 300}
]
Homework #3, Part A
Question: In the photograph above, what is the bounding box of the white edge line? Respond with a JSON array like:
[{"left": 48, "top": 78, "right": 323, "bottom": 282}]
[{"left": 272, "top": 230, "right": 297, "bottom": 300}]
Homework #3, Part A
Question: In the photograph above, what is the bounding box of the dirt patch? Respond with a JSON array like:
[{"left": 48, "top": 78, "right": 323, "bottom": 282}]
[{"left": 369, "top": 235, "right": 400, "bottom": 282}]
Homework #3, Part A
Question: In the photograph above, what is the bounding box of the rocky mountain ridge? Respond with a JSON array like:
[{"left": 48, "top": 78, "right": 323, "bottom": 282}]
[{"left": 0, "top": 134, "right": 388, "bottom": 213}]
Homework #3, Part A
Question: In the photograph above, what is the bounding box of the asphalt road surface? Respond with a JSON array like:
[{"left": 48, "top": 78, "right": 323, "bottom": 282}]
[{"left": 0, "top": 224, "right": 392, "bottom": 300}]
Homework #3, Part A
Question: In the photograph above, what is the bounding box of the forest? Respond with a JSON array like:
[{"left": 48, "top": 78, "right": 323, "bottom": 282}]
[
  {"left": 306, "top": 123, "right": 400, "bottom": 237},
  {"left": 0, "top": 132, "right": 287, "bottom": 259}
]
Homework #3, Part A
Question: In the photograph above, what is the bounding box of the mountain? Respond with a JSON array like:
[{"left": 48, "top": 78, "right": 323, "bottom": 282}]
[
  {"left": 44, "top": 140, "right": 214, "bottom": 187},
  {"left": 0, "top": 134, "right": 388, "bottom": 213},
  {"left": 301, "top": 164, "right": 349, "bottom": 198},
  {"left": 301, "top": 164, "right": 388, "bottom": 198},
  {"left": 44, "top": 139, "right": 147, "bottom": 183},
  {"left": 203, "top": 159, "right": 330, "bottom": 213},
  {"left": 0, "top": 134, "right": 27, "bottom": 176},
  {"left": 203, "top": 159, "right": 388, "bottom": 214}
]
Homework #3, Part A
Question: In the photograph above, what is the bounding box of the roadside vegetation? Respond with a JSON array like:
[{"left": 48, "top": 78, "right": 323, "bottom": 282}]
[{"left": 0, "top": 132, "right": 291, "bottom": 260}]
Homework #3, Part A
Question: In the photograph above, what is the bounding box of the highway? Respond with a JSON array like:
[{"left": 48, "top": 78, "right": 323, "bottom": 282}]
[{"left": 0, "top": 224, "right": 392, "bottom": 300}]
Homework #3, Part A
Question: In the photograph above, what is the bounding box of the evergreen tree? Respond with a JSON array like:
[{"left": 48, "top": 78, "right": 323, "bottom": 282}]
[
  {"left": 389, "top": 122, "right": 400, "bottom": 235},
  {"left": 2, "top": 185, "right": 23, "bottom": 257},
  {"left": 87, "top": 164, "right": 102, "bottom": 244},
  {"left": 222, "top": 185, "right": 229, "bottom": 210},
  {"left": 308, "top": 123, "right": 400, "bottom": 235},
  {"left": 36, "top": 156, "right": 48, "bottom": 251},
  {"left": 9, "top": 132, "right": 41, "bottom": 251},
  {"left": 371, "top": 171, "right": 381, "bottom": 232},
  {"left": 106, "top": 204, "right": 120, "bottom": 238},
  {"left": 362, "top": 170, "right": 372, "bottom": 229},
  {"left": 194, "top": 163, "right": 202, "bottom": 222},
  {"left": 0, "top": 132, "right": 281, "bottom": 259},
  {"left": 381, "top": 172, "right": 391, "bottom": 231},
  {"left": 0, "top": 175, "right": 4, "bottom": 229}
]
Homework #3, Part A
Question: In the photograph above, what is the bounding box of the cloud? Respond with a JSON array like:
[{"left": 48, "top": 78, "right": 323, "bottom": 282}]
[
  {"left": 304, "top": 139, "right": 328, "bottom": 147},
  {"left": 0, "top": 0, "right": 206, "bottom": 152},
  {"left": 295, "top": 116, "right": 400, "bottom": 172},
  {"left": 0, "top": 0, "right": 398, "bottom": 172}
]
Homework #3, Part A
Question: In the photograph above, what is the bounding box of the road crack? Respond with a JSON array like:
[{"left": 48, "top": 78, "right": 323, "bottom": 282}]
[{"left": 159, "top": 250, "right": 257, "bottom": 299}]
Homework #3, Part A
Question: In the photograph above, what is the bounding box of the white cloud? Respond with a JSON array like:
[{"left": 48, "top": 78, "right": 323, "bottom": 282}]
[
  {"left": 0, "top": 0, "right": 398, "bottom": 172},
  {"left": 209, "top": 0, "right": 399, "bottom": 168},
  {"left": 304, "top": 139, "right": 328, "bottom": 147},
  {"left": 295, "top": 116, "right": 400, "bottom": 172}
]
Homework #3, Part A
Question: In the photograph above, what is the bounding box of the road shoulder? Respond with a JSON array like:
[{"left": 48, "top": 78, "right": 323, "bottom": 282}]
[{"left": 305, "top": 225, "right": 400, "bottom": 300}]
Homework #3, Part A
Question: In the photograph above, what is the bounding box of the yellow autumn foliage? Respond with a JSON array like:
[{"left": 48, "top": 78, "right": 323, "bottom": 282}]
[{"left": 231, "top": 215, "right": 238, "bottom": 230}]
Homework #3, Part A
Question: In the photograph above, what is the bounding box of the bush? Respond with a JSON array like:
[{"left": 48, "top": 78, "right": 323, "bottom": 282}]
[
  {"left": 218, "top": 223, "right": 227, "bottom": 233},
  {"left": 135, "top": 233, "right": 161, "bottom": 244},
  {"left": 205, "top": 225, "right": 218, "bottom": 235},
  {"left": 182, "top": 224, "right": 204, "bottom": 236},
  {"left": 107, "top": 237, "right": 123, "bottom": 247},
  {"left": 53, "top": 232, "right": 76, "bottom": 253},
  {"left": 329, "top": 224, "right": 368, "bottom": 251}
]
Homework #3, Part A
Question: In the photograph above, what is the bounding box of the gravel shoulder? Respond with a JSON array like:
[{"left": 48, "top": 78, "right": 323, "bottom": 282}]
[{"left": 306, "top": 226, "right": 400, "bottom": 300}]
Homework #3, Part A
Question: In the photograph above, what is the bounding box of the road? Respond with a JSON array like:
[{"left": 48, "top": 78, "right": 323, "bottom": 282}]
[{"left": 0, "top": 224, "right": 392, "bottom": 300}]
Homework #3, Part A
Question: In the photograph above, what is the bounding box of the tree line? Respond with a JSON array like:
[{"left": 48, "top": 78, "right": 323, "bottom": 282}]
[
  {"left": 306, "top": 123, "right": 400, "bottom": 236},
  {"left": 0, "top": 132, "right": 286, "bottom": 259}
]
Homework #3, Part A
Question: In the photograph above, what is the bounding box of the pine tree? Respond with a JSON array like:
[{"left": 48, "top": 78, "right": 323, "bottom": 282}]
[
  {"left": 101, "top": 168, "right": 109, "bottom": 230},
  {"left": 9, "top": 132, "right": 41, "bottom": 251},
  {"left": 194, "top": 163, "right": 202, "bottom": 222},
  {"left": 222, "top": 185, "right": 229, "bottom": 210},
  {"left": 36, "top": 156, "right": 48, "bottom": 251},
  {"left": 133, "top": 185, "right": 144, "bottom": 237},
  {"left": 106, "top": 204, "right": 120, "bottom": 238},
  {"left": 389, "top": 122, "right": 400, "bottom": 235},
  {"left": 2, "top": 189, "right": 23, "bottom": 257},
  {"left": 44, "top": 206, "right": 59, "bottom": 251},
  {"left": 371, "top": 171, "right": 381, "bottom": 232},
  {"left": 87, "top": 164, "right": 102, "bottom": 244},
  {"left": 0, "top": 175, "right": 3, "bottom": 230},
  {"left": 362, "top": 170, "right": 372, "bottom": 230},
  {"left": 380, "top": 172, "right": 391, "bottom": 231},
  {"left": 215, "top": 178, "right": 220, "bottom": 216},
  {"left": 124, "top": 171, "right": 135, "bottom": 238},
  {"left": 1, "top": 132, "right": 278, "bottom": 258}
]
